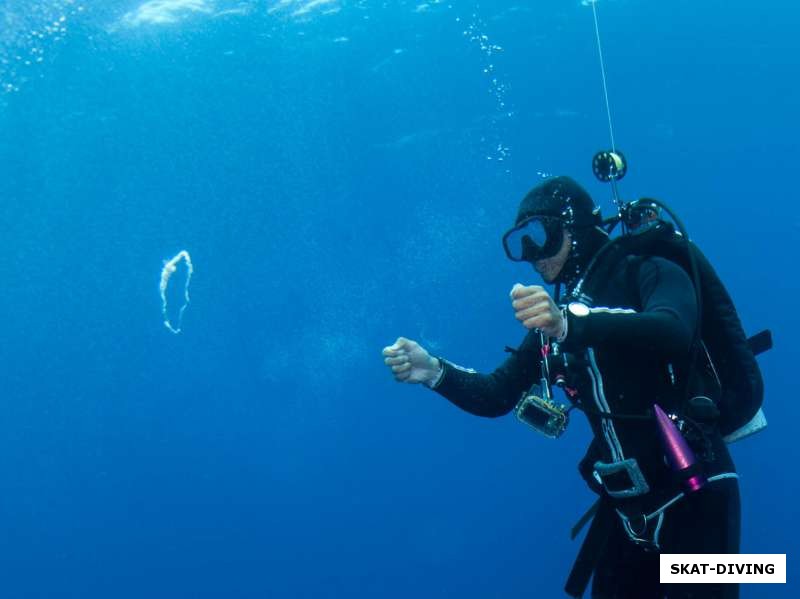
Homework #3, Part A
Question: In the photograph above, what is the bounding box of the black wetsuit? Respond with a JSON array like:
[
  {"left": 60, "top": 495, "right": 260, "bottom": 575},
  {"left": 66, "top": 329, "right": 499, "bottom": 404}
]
[{"left": 431, "top": 256, "right": 740, "bottom": 598}]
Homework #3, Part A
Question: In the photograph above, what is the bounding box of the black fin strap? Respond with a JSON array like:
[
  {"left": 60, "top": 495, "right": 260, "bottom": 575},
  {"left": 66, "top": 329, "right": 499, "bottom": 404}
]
[
  {"left": 747, "top": 329, "right": 773, "bottom": 356},
  {"left": 565, "top": 498, "right": 615, "bottom": 598},
  {"left": 570, "top": 499, "right": 601, "bottom": 540}
]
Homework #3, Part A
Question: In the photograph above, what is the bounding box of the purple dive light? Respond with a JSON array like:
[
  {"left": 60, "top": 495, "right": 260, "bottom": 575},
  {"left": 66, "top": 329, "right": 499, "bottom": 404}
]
[{"left": 653, "top": 404, "right": 707, "bottom": 493}]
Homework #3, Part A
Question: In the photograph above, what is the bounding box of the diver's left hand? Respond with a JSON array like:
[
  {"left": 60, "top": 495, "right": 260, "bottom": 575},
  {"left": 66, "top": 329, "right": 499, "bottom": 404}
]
[{"left": 510, "top": 283, "right": 566, "bottom": 339}]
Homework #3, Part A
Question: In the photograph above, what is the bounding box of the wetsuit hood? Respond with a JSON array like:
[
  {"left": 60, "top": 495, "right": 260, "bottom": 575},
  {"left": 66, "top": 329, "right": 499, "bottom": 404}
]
[{"left": 515, "top": 176, "right": 608, "bottom": 288}]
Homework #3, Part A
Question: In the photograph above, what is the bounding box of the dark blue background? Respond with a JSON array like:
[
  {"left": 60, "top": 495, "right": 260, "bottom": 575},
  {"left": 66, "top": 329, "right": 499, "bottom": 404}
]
[{"left": 0, "top": 0, "right": 796, "bottom": 596}]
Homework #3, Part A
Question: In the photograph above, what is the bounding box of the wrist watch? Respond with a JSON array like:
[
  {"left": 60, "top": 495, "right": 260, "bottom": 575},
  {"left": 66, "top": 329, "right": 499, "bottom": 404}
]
[{"left": 568, "top": 301, "right": 590, "bottom": 317}]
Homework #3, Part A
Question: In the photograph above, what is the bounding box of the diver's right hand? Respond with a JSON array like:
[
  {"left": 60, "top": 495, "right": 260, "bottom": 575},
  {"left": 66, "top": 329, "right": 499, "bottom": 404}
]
[{"left": 382, "top": 337, "right": 442, "bottom": 385}]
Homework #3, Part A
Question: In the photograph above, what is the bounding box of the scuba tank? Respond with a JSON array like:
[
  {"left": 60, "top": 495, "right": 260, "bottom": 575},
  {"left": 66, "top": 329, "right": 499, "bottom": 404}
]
[{"left": 581, "top": 151, "right": 771, "bottom": 442}]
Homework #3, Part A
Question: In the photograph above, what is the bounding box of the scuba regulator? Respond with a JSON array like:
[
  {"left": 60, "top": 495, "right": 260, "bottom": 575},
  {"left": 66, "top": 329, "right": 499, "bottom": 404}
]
[{"left": 591, "top": 149, "right": 676, "bottom": 237}]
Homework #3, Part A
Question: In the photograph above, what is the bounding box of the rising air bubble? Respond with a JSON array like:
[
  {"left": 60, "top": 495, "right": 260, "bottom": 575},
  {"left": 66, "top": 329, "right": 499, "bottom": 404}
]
[
  {"left": 462, "top": 12, "right": 513, "bottom": 171},
  {"left": 160, "top": 250, "right": 193, "bottom": 334},
  {"left": 0, "top": 1, "right": 83, "bottom": 95}
]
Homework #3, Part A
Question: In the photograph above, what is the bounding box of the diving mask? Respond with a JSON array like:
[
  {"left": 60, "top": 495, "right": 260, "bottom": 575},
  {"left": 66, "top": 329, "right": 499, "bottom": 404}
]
[{"left": 502, "top": 215, "right": 565, "bottom": 263}]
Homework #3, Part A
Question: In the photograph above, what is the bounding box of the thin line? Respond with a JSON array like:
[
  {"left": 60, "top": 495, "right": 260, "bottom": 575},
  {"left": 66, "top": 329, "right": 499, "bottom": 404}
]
[{"left": 591, "top": 0, "right": 616, "bottom": 152}]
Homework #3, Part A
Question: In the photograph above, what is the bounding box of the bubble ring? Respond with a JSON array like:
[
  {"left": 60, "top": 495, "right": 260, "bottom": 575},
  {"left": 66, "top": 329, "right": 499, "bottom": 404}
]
[{"left": 160, "top": 250, "right": 193, "bottom": 334}]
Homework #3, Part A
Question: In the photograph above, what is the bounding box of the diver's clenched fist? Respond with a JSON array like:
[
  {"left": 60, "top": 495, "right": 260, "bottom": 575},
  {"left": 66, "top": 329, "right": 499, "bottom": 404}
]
[
  {"left": 382, "top": 337, "right": 441, "bottom": 385},
  {"left": 510, "top": 283, "right": 566, "bottom": 339}
]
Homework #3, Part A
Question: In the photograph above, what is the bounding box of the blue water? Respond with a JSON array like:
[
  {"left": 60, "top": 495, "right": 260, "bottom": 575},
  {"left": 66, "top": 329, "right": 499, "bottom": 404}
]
[{"left": 0, "top": 1, "right": 797, "bottom": 597}]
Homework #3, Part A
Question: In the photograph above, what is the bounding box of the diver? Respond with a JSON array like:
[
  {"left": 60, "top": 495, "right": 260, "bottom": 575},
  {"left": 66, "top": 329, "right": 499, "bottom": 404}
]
[{"left": 382, "top": 175, "right": 753, "bottom": 598}]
